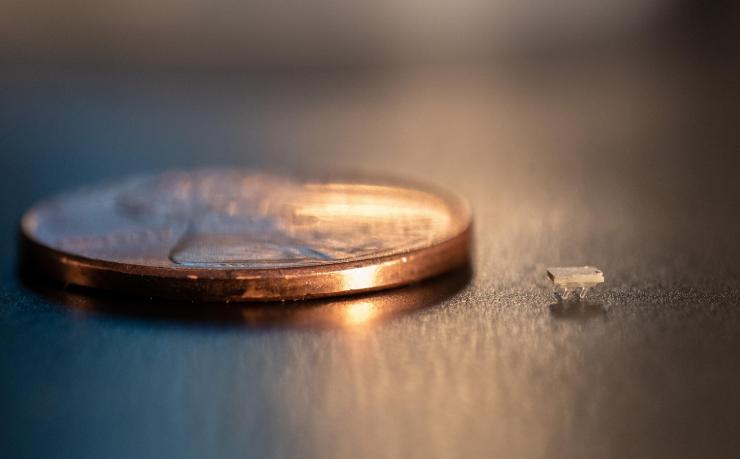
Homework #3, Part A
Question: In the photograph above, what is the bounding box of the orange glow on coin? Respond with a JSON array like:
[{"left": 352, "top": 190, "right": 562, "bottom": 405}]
[{"left": 341, "top": 265, "right": 381, "bottom": 291}]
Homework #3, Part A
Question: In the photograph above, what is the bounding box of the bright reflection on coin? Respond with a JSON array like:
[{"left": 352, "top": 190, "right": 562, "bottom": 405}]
[
  {"left": 21, "top": 265, "right": 471, "bottom": 329},
  {"left": 21, "top": 169, "right": 472, "bottom": 302}
]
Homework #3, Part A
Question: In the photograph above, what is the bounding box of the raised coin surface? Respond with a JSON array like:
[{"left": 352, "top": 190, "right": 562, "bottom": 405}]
[{"left": 21, "top": 169, "right": 472, "bottom": 301}]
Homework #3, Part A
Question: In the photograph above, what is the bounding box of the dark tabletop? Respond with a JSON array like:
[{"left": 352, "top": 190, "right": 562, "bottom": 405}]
[{"left": 1, "top": 53, "right": 739, "bottom": 458}]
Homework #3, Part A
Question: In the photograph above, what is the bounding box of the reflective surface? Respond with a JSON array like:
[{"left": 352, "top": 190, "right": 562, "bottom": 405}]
[
  {"left": 21, "top": 266, "right": 471, "bottom": 329},
  {"left": 1, "top": 57, "right": 739, "bottom": 458},
  {"left": 25, "top": 170, "right": 469, "bottom": 268},
  {"left": 21, "top": 170, "right": 470, "bottom": 300}
]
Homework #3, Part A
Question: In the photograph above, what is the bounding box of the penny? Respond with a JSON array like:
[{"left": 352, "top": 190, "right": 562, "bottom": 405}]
[{"left": 20, "top": 169, "right": 472, "bottom": 301}]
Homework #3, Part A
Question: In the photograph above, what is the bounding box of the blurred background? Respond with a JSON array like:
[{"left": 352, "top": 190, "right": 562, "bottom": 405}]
[
  {"left": 0, "top": 0, "right": 737, "bottom": 68},
  {"left": 1, "top": 0, "right": 737, "bottom": 265},
  {"left": 1, "top": 1, "right": 739, "bottom": 458}
]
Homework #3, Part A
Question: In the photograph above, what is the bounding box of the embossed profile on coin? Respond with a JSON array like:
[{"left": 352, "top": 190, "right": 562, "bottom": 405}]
[{"left": 21, "top": 169, "right": 472, "bottom": 301}]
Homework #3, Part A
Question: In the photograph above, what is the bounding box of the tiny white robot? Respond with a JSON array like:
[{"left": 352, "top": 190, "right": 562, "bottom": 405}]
[{"left": 547, "top": 266, "right": 604, "bottom": 301}]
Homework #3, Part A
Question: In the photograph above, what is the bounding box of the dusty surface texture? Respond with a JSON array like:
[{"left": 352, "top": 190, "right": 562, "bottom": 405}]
[{"left": 1, "top": 55, "right": 739, "bottom": 458}]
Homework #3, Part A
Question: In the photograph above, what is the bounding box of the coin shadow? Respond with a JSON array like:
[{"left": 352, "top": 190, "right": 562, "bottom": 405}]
[
  {"left": 549, "top": 298, "right": 608, "bottom": 321},
  {"left": 19, "top": 264, "right": 473, "bottom": 330}
]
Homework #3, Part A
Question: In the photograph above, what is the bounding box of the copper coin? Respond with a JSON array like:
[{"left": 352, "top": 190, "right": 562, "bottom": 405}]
[{"left": 20, "top": 169, "right": 472, "bottom": 301}]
